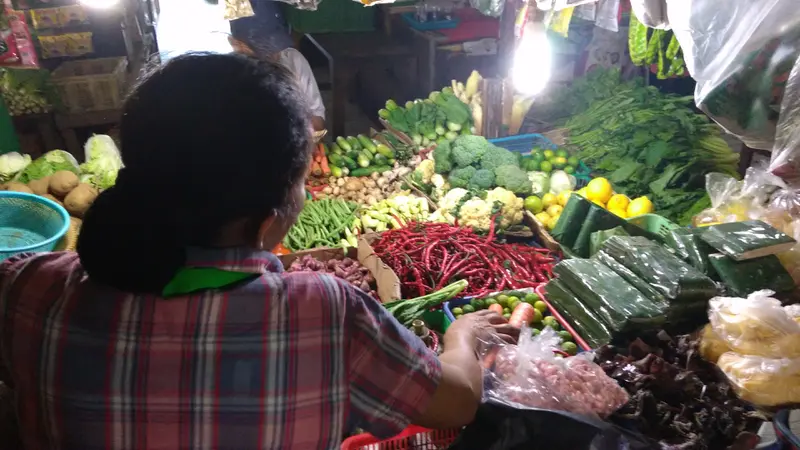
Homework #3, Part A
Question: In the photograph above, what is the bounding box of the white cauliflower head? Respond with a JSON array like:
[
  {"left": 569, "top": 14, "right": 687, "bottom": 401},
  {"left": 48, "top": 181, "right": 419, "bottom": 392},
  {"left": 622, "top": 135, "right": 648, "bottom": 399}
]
[
  {"left": 458, "top": 198, "right": 493, "bottom": 230},
  {"left": 414, "top": 159, "right": 435, "bottom": 184},
  {"left": 439, "top": 188, "right": 469, "bottom": 212},
  {"left": 486, "top": 187, "right": 524, "bottom": 228}
]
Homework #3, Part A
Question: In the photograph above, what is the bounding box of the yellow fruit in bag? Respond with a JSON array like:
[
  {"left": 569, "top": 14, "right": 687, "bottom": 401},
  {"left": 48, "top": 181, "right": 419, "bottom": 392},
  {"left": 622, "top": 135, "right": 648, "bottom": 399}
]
[{"left": 717, "top": 352, "right": 800, "bottom": 407}]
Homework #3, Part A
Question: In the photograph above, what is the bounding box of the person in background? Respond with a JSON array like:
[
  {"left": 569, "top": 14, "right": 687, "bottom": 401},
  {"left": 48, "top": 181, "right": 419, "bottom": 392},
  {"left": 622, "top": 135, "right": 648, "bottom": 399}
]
[
  {"left": 229, "top": 1, "right": 326, "bottom": 131},
  {"left": 0, "top": 53, "right": 516, "bottom": 449}
]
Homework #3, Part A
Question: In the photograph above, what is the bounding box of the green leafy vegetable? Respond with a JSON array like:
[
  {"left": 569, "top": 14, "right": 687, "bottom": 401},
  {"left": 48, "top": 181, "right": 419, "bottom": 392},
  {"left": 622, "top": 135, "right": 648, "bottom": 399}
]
[{"left": 14, "top": 150, "right": 79, "bottom": 184}]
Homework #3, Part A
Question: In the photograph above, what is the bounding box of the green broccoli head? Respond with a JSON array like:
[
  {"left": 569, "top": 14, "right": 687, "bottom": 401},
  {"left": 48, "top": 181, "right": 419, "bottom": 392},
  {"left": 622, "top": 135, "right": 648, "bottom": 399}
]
[
  {"left": 479, "top": 145, "right": 520, "bottom": 172},
  {"left": 448, "top": 166, "right": 477, "bottom": 189},
  {"left": 494, "top": 165, "right": 532, "bottom": 196},
  {"left": 468, "top": 168, "right": 495, "bottom": 190},
  {"left": 433, "top": 141, "right": 453, "bottom": 174},
  {"left": 451, "top": 135, "right": 490, "bottom": 168}
]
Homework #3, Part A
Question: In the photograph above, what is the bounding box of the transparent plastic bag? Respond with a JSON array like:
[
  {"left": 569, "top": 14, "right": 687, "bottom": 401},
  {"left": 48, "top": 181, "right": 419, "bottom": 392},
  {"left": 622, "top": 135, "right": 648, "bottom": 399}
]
[
  {"left": 481, "top": 327, "right": 629, "bottom": 418},
  {"left": 629, "top": 0, "right": 668, "bottom": 30},
  {"left": 666, "top": 0, "right": 800, "bottom": 151},
  {"left": 708, "top": 290, "right": 800, "bottom": 359},
  {"left": 470, "top": 0, "right": 504, "bottom": 18},
  {"left": 535, "top": 0, "right": 596, "bottom": 12},
  {"left": 717, "top": 352, "right": 800, "bottom": 407},
  {"left": 699, "top": 323, "right": 731, "bottom": 364},
  {"left": 771, "top": 54, "right": 800, "bottom": 179}
]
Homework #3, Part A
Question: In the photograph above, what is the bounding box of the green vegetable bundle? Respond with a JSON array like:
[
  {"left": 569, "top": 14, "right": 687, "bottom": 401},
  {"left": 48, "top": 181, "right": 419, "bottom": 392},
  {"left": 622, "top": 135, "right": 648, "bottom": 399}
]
[
  {"left": 564, "top": 70, "right": 740, "bottom": 224},
  {"left": 283, "top": 199, "right": 360, "bottom": 251},
  {"left": 14, "top": 150, "right": 79, "bottom": 183},
  {"left": 383, "top": 279, "right": 467, "bottom": 327},
  {"left": 628, "top": 15, "right": 686, "bottom": 79},
  {"left": 379, "top": 88, "right": 472, "bottom": 147}
]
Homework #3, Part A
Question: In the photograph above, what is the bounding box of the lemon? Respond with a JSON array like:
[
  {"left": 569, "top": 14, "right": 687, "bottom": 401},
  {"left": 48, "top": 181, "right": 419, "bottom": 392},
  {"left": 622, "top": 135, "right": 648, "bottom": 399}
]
[
  {"left": 608, "top": 208, "right": 628, "bottom": 218},
  {"left": 546, "top": 204, "right": 563, "bottom": 217},
  {"left": 546, "top": 214, "right": 561, "bottom": 230},
  {"left": 606, "top": 194, "right": 631, "bottom": 211},
  {"left": 586, "top": 178, "right": 613, "bottom": 204},
  {"left": 557, "top": 190, "right": 572, "bottom": 207},
  {"left": 541, "top": 193, "right": 557, "bottom": 209},
  {"left": 591, "top": 199, "right": 605, "bottom": 209},
  {"left": 576, "top": 187, "right": 588, "bottom": 198},
  {"left": 534, "top": 212, "right": 551, "bottom": 224},
  {"left": 627, "top": 196, "right": 654, "bottom": 217}
]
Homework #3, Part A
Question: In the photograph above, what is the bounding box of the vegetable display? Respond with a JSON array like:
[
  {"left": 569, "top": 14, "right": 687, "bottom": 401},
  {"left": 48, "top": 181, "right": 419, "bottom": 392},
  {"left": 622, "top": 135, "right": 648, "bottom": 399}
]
[
  {"left": 357, "top": 194, "right": 429, "bottom": 233},
  {"left": 286, "top": 255, "right": 375, "bottom": 295},
  {"left": 428, "top": 187, "right": 524, "bottom": 231},
  {"left": 80, "top": 135, "right": 122, "bottom": 190},
  {"left": 0, "top": 68, "right": 55, "bottom": 116},
  {"left": 328, "top": 134, "right": 396, "bottom": 178},
  {"left": 2, "top": 169, "right": 98, "bottom": 218},
  {"left": 317, "top": 168, "right": 412, "bottom": 205},
  {"left": 379, "top": 87, "right": 473, "bottom": 148},
  {"left": 371, "top": 222, "right": 554, "bottom": 298},
  {"left": 13, "top": 150, "right": 79, "bottom": 184},
  {"left": 562, "top": 69, "right": 739, "bottom": 225},
  {"left": 383, "top": 279, "right": 467, "bottom": 327},
  {"left": 628, "top": 14, "right": 686, "bottom": 79},
  {"left": 283, "top": 199, "right": 360, "bottom": 251},
  {"left": 596, "top": 335, "right": 762, "bottom": 449}
]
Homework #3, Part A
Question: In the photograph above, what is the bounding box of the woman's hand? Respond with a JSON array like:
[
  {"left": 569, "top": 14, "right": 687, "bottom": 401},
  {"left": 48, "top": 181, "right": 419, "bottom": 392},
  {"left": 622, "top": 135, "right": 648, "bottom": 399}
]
[{"left": 444, "top": 310, "right": 519, "bottom": 351}]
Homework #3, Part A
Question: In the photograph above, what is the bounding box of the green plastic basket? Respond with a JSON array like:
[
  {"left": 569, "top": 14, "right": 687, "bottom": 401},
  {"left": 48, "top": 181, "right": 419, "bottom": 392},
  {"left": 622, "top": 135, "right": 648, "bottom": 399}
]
[
  {"left": 626, "top": 214, "right": 679, "bottom": 239},
  {"left": 285, "top": 1, "right": 375, "bottom": 33}
]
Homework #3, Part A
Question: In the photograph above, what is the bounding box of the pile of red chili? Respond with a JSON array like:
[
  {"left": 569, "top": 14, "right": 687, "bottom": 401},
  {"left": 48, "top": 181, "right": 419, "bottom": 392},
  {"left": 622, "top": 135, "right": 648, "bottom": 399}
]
[{"left": 371, "top": 222, "right": 555, "bottom": 298}]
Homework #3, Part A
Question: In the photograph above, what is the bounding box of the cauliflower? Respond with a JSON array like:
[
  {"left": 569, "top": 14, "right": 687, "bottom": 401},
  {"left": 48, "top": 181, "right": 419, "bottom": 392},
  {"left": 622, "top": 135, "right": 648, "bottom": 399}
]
[
  {"left": 451, "top": 135, "right": 490, "bottom": 167},
  {"left": 486, "top": 187, "right": 524, "bottom": 228},
  {"left": 439, "top": 188, "right": 469, "bottom": 212},
  {"left": 431, "top": 174, "right": 450, "bottom": 200},
  {"left": 429, "top": 209, "right": 456, "bottom": 224},
  {"left": 479, "top": 145, "right": 519, "bottom": 172},
  {"left": 468, "top": 168, "right": 495, "bottom": 190},
  {"left": 413, "top": 159, "right": 435, "bottom": 184},
  {"left": 494, "top": 165, "right": 532, "bottom": 196},
  {"left": 433, "top": 141, "right": 453, "bottom": 174},
  {"left": 449, "top": 166, "right": 477, "bottom": 189},
  {"left": 458, "top": 198, "right": 494, "bottom": 230}
]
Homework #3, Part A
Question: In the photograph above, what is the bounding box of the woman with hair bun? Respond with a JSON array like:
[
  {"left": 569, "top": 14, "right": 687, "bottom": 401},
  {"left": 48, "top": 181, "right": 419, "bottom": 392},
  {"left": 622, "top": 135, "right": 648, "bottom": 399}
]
[{"left": 0, "top": 53, "right": 516, "bottom": 449}]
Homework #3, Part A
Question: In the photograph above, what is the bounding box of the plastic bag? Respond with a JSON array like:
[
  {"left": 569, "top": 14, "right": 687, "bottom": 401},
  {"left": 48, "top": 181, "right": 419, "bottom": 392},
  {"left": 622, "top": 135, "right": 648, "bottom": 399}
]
[
  {"left": 708, "top": 290, "right": 800, "bottom": 359},
  {"left": 629, "top": 0, "right": 668, "bottom": 29},
  {"left": 482, "top": 327, "right": 629, "bottom": 418},
  {"left": 447, "top": 402, "right": 656, "bottom": 450},
  {"left": 80, "top": 135, "right": 123, "bottom": 191},
  {"left": 718, "top": 352, "right": 800, "bottom": 407},
  {"left": 0, "top": 10, "right": 39, "bottom": 69},
  {"left": 699, "top": 323, "right": 731, "bottom": 363},
  {"left": 666, "top": 0, "right": 800, "bottom": 151},
  {"left": 470, "top": 0, "right": 504, "bottom": 18},
  {"left": 535, "top": 0, "right": 596, "bottom": 12}
]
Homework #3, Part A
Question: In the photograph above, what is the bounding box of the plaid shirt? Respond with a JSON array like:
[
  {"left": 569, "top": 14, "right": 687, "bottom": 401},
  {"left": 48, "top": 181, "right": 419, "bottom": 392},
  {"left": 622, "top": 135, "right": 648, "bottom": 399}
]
[{"left": 0, "top": 249, "right": 441, "bottom": 450}]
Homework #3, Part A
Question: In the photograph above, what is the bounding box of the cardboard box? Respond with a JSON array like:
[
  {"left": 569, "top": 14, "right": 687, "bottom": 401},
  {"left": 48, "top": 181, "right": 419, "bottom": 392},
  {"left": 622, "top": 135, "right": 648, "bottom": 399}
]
[{"left": 278, "top": 236, "right": 402, "bottom": 303}]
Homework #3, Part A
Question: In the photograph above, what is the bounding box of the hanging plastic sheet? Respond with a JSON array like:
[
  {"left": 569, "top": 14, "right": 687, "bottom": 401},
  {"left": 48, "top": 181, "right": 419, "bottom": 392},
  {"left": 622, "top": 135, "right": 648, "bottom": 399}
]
[{"left": 665, "top": 0, "right": 800, "bottom": 152}]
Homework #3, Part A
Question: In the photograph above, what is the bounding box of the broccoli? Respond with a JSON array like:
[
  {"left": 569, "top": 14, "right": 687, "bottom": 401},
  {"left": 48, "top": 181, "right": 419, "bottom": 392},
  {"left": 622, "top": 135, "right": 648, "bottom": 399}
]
[
  {"left": 451, "top": 135, "right": 490, "bottom": 168},
  {"left": 433, "top": 141, "right": 453, "bottom": 174},
  {"left": 479, "top": 145, "right": 520, "bottom": 172},
  {"left": 448, "top": 166, "right": 477, "bottom": 189},
  {"left": 468, "top": 168, "right": 495, "bottom": 190},
  {"left": 494, "top": 165, "right": 532, "bottom": 195}
]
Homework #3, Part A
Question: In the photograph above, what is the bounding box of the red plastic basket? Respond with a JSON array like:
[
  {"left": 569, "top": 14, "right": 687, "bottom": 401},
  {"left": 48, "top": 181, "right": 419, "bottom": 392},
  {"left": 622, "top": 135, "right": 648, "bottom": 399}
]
[
  {"left": 341, "top": 425, "right": 459, "bottom": 450},
  {"left": 535, "top": 285, "right": 592, "bottom": 351}
]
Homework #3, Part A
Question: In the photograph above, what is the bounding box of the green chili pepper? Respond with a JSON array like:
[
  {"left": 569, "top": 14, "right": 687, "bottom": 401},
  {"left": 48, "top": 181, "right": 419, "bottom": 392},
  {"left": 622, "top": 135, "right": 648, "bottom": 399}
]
[{"left": 628, "top": 14, "right": 648, "bottom": 66}]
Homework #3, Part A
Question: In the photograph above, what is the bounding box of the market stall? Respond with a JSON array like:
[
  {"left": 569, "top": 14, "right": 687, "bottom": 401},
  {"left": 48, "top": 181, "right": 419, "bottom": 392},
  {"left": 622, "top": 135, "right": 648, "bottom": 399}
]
[{"left": 2, "top": 0, "right": 800, "bottom": 447}]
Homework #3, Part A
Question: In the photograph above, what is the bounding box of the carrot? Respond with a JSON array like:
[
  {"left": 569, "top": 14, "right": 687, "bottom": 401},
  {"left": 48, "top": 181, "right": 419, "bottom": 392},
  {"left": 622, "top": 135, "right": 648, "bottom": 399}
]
[
  {"left": 488, "top": 303, "right": 503, "bottom": 315},
  {"left": 318, "top": 144, "right": 331, "bottom": 175},
  {"left": 508, "top": 302, "right": 535, "bottom": 328}
]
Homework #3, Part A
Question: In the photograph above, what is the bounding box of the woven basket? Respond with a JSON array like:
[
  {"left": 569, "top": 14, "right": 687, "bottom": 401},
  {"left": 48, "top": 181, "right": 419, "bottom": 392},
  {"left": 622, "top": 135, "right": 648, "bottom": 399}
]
[{"left": 55, "top": 217, "right": 82, "bottom": 252}]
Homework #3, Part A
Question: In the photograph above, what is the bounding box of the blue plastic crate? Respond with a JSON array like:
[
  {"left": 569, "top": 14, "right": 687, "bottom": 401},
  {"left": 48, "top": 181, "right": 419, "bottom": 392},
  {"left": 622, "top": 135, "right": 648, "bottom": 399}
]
[
  {"left": 401, "top": 13, "right": 459, "bottom": 31},
  {"left": 489, "top": 133, "right": 592, "bottom": 188}
]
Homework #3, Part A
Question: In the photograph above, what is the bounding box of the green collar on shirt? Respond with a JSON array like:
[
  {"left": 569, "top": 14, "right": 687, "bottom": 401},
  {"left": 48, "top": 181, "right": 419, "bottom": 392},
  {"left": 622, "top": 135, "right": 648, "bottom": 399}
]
[{"left": 162, "top": 267, "right": 258, "bottom": 297}]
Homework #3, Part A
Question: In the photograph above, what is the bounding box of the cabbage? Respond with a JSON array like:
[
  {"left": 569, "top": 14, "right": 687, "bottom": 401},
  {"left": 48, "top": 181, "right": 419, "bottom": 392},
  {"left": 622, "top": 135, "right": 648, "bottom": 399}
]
[
  {"left": 0, "top": 152, "right": 31, "bottom": 182},
  {"left": 14, "top": 150, "right": 79, "bottom": 183},
  {"left": 80, "top": 134, "right": 123, "bottom": 190},
  {"left": 527, "top": 171, "right": 550, "bottom": 196},
  {"left": 549, "top": 170, "right": 576, "bottom": 195}
]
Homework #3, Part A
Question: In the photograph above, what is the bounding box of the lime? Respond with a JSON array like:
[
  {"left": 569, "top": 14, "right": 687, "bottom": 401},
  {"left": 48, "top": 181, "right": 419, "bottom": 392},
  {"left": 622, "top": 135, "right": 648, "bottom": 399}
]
[
  {"left": 558, "top": 330, "right": 573, "bottom": 342},
  {"left": 471, "top": 298, "right": 486, "bottom": 310},
  {"left": 533, "top": 300, "right": 547, "bottom": 313},
  {"left": 552, "top": 156, "right": 568, "bottom": 169},
  {"left": 563, "top": 166, "right": 575, "bottom": 174},
  {"left": 531, "top": 151, "right": 544, "bottom": 161},
  {"left": 485, "top": 298, "right": 498, "bottom": 306},
  {"left": 531, "top": 309, "right": 543, "bottom": 323},
  {"left": 510, "top": 300, "right": 522, "bottom": 311},
  {"left": 543, "top": 149, "right": 555, "bottom": 160},
  {"left": 462, "top": 304, "right": 475, "bottom": 314},
  {"left": 502, "top": 307, "right": 510, "bottom": 314},
  {"left": 507, "top": 296, "right": 520, "bottom": 306},
  {"left": 451, "top": 307, "right": 463, "bottom": 315},
  {"left": 497, "top": 294, "right": 510, "bottom": 307},
  {"left": 561, "top": 342, "right": 578, "bottom": 355},
  {"left": 523, "top": 196, "right": 543, "bottom": 214},
  {"left": 542, "top": 316, "right": 559, "bottom": 330},
  {"left": 556, "top": 149, "right": 569, "bottom": 158},
  {"left": 567, "top": 156, "right": 579, "bottom": 167},
  {"left": 524, "top": 293, "right": 539, "bottom": 304},
  {"left": 531, "top": 328, "right": 541, "bottom": 336},
  {"left": 539, "top": 160, "right": 553, "bottom": 173},
  {"left": 503, "top": 312, "right": 511, "bottom": 319},
  {"left": 525, "top": 159, "right": 541, "bottom": 171}
]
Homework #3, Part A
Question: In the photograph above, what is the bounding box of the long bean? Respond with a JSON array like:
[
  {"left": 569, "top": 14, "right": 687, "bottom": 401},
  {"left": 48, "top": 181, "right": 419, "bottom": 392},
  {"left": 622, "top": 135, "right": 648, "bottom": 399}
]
[{"left": 284, "top": 198, "right": 360, "bottom": 251}]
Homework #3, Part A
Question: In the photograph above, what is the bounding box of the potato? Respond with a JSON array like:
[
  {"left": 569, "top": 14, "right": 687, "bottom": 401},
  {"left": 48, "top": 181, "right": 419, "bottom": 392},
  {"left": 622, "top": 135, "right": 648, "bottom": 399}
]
[
  {"left": 5, "top": 182, "right": 32, "bottom": 194},
  {"left": 42, "top": 194, "right": 64, "bottom": 207},
  {"left": 63, "top": 183, "right": 98, "bottom": 218},
  {"left": 344, "top": 178, "right": 363, "bottom": 192},
  {"left": 28, "top": 176, "right": 51, "bottom": 195},
  {"left": 49, "top": 171, "right": 79, "bottom": 198}
]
